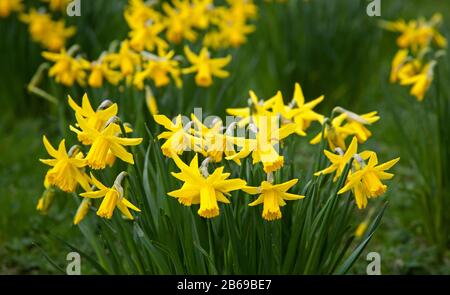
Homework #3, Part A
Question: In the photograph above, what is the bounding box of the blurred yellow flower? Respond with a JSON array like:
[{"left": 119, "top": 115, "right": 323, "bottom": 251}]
[
  {"left": 134, "top": 50, "right": 182, "bottom": 89},
  {"left": 42, "top": 48, "right": 90, "bottom": 86},
  {"left": 104, "top": 40, "right": 141, "bottom": 77},
  {"left": 41, "top": 0, "right": 69, "bottom": 11},
  {"left": 183, "top": 46, "right": 231, "bottom": 87},
  {"left": 88, "top": 56, "right": 123, "bottom": 88},
  {"left": 400, "top": 61, "right": 436, "bottom": 101},
  {"left": 73, "top": 198, "right": 91, "bottom": 225},
  {"left": 0, "top": 0, "right": 23, "bottom": 18}
]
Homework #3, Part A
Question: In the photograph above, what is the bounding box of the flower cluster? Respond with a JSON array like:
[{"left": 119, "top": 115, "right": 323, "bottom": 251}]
[
  {"left": 38, "top": 94, "right": 143, "bottom": 224},
  {"left": 36, "top": 0, "right": 264, "bottom": 92},
  {"left": 19, "top": 7, "right": 75, "bottom": 51},
  {"left": 155, "top": 83, "right": 398, "bottom": 219},
  {"left": 381, "top": 13, "right": 447, "bottom": 101}
]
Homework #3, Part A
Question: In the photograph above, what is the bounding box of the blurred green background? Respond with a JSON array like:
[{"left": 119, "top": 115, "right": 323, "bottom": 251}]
[{"left": 1, "top": 0, "right": 449, "bottom": 274}]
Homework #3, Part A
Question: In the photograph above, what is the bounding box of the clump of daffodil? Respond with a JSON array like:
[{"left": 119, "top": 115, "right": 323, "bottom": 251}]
[
  {"left": 133, "top": 50, "right": 182, "bottom": 89},
  {"left": 20, "top": 9, "right": 75, "bottom": 51},
  {"left": 310, "top": 107, "right": 379, "bottom": 151},
  {"left": 168, "top": 153, "right": 246, "bottom": 218},
  {"left": 80, "top": 172, "right": 141, "bottom": 220},
  {"left": 382, "top": 14, "right": 446, "bottom": 101},
  {"left": 40, "top": 136, "right": 91, "bottom": 193},
  {"left": 42, "top": 47, "right": 90, "bottom": 86},
  {"left": 315, "top": 136, "right": 399, "bottom": 209},
  {"left": 183, "top": 46, "right": 231, "bottom": 87},
  {"left": 244, "top": 174, "right": 304, "bottom": 221},
  {"left": 0, "top": 0, "right": 23, "bottom": 18},
  {"left": 380, "top": 13, "right": 446, "bottom": 52}
]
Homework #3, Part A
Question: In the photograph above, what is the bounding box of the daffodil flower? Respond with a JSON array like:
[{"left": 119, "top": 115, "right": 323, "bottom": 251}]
[
  {"left": 338, "top": 154, "right": 400, "bottom": 209},
  {"left": 80, "top": 172, "right": 141, "bottom": 220},
  {"left": 168, "top": 154, "right": 247, "bottom": 218},
  {"left": 73, "top": 198, "right": 92, "bottom": 225},
  {"left": 68, "top": 94, "right": 119, "bottom": 145},
  {"left": 183, "top": 46, "right": 231, "bottom": 87},
  {"left": 104, "top": 40, "right": 141, "bottom": 77},
  {"left": 75, "top": 113, "right": 143, "bottom": 169},
  {"left": 162, "top": 1, "right": 198, "bottom": 44},
  {"left": 42, "top": 48, "right": 90, "bottom": 86},
  {"left": 244, "top": 178, "right": 304, "bottom": 221},
  {"left": 40, "top": 136, "right": 91, "bottom": 193},
  {"left": 133, "top": 50, "right": 182, "bottom": 89},
  {"left": 88, "top": 56, "right": 123, "bottom": 88},
  {"left": 400, "top": 61, "right": 436, "bottom": 101},
  {"left": 153, "top": 114, "right": 202, "bottom": 157}
]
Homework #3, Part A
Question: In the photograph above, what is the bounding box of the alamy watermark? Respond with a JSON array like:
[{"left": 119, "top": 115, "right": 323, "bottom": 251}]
[
  {"left": 366, "top": 0, "right": 381, "bottom": 17},
  {"left": 67, "top": 0, "right": 81, "bottom": 17},
  {"left": 66, "top": 252, "right": 81, "bottom": 275},
  {"left": 366, "top": 252, "right": 381, "bottom": 275}
]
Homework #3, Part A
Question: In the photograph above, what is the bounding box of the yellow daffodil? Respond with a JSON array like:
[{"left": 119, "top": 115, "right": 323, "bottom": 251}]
[
  {"left": 88, "top": 57, "right": 123, "bottom": 88},
  {"left": 104, "top": 40, "right": 141, "bottom": 77},
  {"left": 36, "top": 186, "right": 56, "bottom": 214},
  {"left": 153, "top": 114, "right": 200, "bottom": 157},
  {"left": 381, "top": 14, "right": 447, "bottom": 51},
  {"left": 129, "top": 21, "right": 168, "bottom": 53},
  {"left": 315, "top": 137, "right": 359, "bottom": 182},
  {"left": 41, "top": 19, "right": 76, "bottom": 51},
  {"left": 190, "top": 114, "right": 240, "bottom": 163},
  {"left": 42, "top": 48, "right": 90, "bottom": 86},
  {"left": 227, "top": 117, "right": 297, "bottom": 173},
  {"left": 73, "top": 197, "right": 92, "bottom": 225},
  {"left": 124, "top": 0, "right": 162, "bottom": 29},
  {"left": 40, "top": 136, "right": 91, "bottom": 193},
  {"left": 400, "top": 61, "right": 436, "bottom": 101},
  {"left": 183, "top": 46, "right": 231, "bottom": 87},
  {"left": 0, "top": 0, "right": 23, "bottom": 18},
  {"left": 162, "top": 1, "right": 197, "bottom": 44},
  {"left": 80, "top": 172, "right": 141, "bottom": 220},
  {"left": 244, "top": 178, "right": 304, "bottom": 221},
  {"left": 342, "top": 112, "right": 380, "bottom": 143},
  {"left": 272, "top": 83, "right": 324, "bottom": 136},
  {"left": 19, "top": 9, "right": 52, "bottom": 42},
  {"left": 310, "top": 113, "right": 354, "bottom": 151},
  {"left": 68, "top": 94, "right": 119, "bottom": 145},
  {"left": 168, "top": 154, "right": 247, "bottom": 218},
  {"left": 133, "top": 50, "right": 182, "bottom": 89},
  {"left": 74, "top": 113, "right": 143, "bottom": 169},
  {"left": 338, "top": 153, "right": 400, "bottom": 209},
  {"left": 390, "top": 49, "right": 409, "bottom": 83}
]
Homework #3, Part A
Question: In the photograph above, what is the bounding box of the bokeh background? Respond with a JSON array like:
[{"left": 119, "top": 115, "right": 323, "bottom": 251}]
[{"left": 1, "top": 0, "right": 449, "bottom": 274}]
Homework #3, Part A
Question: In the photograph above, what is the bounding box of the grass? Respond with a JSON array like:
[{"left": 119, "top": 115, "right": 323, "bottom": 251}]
[{"left": 1, "top": 0, "right": 449, "bottom": 274}]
